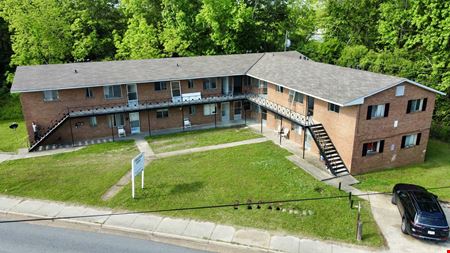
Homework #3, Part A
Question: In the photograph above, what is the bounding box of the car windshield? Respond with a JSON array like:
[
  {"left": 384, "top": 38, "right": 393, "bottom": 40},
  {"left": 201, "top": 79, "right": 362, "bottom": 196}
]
[{"left": 413, "top": 192, "right": 440, "bottom": 213}]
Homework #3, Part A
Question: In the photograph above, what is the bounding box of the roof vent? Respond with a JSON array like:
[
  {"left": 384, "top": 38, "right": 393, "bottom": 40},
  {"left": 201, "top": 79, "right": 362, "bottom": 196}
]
[{"left": 74, "top": 69, "right": 78, "bottom": 73}]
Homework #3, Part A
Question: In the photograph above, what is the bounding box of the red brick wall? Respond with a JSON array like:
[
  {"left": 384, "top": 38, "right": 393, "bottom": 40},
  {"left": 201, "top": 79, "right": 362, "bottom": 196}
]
[{"left": 351, "top": 82, "right": 435, "bottom": 174}]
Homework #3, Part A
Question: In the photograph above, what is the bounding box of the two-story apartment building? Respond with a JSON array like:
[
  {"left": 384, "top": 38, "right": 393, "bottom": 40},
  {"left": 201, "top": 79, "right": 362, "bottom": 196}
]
[{"left": 11, "top": 51, "right": 444, "bottom": 175}]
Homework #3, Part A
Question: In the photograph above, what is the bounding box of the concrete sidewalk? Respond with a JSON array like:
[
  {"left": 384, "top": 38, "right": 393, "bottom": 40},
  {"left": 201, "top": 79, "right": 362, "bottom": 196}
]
[
  {"left": 154, "top": 137, "right": 268, "bottom": 158},
  {"left": 0, "top": 195, "right": 380, "bottom": 253}
]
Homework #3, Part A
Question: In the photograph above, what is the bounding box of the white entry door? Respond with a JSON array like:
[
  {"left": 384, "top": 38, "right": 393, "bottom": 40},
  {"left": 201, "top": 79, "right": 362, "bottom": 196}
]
[
  {"left": 129, "top": 112, "right": 140, "bottom": 134},
  {"left": 221, "top": 102, "right": 230, "bottom": 122},
  {"left": 171, "top": 81, "right": 181, "bottom": 103},
  {"left": 221, "top": 77, "right": 230, "bottom": 95},
  {"left": 127, "top": 84, "right": 138, "bottom": 107}
]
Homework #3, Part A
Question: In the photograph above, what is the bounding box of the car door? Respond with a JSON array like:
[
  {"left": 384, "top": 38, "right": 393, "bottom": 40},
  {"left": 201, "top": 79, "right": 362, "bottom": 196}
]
[{"left": 397, "top": 191, "right": 408, "bottom": 217}]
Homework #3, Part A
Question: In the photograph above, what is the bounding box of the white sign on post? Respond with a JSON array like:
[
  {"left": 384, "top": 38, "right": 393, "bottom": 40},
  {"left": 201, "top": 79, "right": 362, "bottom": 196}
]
[{"left": 131, "top": 152, "right": 145, "bottom": 199}]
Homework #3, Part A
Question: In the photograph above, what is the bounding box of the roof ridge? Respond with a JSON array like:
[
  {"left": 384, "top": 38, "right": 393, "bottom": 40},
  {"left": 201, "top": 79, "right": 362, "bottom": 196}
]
[{"left": 244, "top": 52, "right": 266, "bottom": 74}]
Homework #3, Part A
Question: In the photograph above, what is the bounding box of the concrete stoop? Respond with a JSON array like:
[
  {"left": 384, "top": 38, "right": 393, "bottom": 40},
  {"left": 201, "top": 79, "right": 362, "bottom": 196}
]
[{"left": 0, "top": 195, "right": 381, "bottom": 253}]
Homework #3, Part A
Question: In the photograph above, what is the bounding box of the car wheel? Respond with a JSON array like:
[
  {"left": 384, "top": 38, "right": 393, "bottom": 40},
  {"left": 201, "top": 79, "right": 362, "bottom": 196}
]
[
  {"left": 391, "top": 194, "right": 397, "bottom": 205},
  {"left": 401, "top": 217, "right": 408, "bottom": 234}
]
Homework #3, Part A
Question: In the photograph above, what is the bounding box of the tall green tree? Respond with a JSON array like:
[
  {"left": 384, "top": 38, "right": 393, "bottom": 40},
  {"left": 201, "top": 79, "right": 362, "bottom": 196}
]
[
  {"left": 0, "top": 17, "right": 12, "bottom": 92},
  {"left": 160, "top": 0, "right": 202, "bottom": 56},
  {"left": 0, "top": 0, "right": 72, "bottom": 65}
]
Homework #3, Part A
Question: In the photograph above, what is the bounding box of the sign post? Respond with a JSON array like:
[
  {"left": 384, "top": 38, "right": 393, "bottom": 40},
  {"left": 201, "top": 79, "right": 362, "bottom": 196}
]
[{"left": 131, "top": 152, "right": 145, "bottom": 199}]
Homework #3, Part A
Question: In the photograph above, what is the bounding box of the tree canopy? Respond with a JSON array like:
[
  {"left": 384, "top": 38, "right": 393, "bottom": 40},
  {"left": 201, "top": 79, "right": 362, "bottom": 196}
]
[{"left": 0, "top": 0, "right": 449, "bottom": 125}]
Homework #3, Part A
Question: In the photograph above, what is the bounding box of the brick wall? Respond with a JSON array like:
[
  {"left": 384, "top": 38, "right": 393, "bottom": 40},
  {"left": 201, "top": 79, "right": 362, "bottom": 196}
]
[{"left": 351, "top": 82, "right": 435, "bottom": 174}]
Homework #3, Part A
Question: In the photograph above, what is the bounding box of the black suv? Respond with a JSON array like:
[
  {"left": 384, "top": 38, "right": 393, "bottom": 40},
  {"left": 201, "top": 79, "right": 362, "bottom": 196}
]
[{"left": 392, "top": 184, "right": 449, "bottom": 242}]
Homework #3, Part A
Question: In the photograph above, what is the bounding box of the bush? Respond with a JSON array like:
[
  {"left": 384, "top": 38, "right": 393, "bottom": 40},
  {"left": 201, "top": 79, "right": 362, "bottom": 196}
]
[
  {"left": 430, "top": 122, "right": 450, "bottom": 143},
  {"left": 0, "top": 93, "right": 22, "bottom": 120}
]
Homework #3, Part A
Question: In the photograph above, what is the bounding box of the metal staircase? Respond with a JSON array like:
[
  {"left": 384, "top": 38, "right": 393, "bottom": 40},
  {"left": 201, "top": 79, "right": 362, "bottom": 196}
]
[
  {"left": 29, "top": 113, "right": 70, "bottom": 152},
  {"left": 307, "top": 124, "right": 349, "bottom": 176}
]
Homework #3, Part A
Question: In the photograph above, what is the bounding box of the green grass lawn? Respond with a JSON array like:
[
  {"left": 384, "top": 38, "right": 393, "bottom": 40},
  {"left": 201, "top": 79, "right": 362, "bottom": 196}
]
[
  {"left": 109, "top": 141, "right": 383, "bottom": 247},
  {"left": 356, "top": 139, "right": 450, "bottom": 201},
  {"left": 147, "top": 127, "right": 262, "bottom": 153},
  {"left": 0, "top": 119, "right": 28, "bottom": 152},
  {"left": 0, "top": 141, "right": 138, "bottom": 205}
]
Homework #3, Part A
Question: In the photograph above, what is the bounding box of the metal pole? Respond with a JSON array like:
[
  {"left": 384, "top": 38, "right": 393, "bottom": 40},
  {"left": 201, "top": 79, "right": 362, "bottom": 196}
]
[
  {"left": 279, "top": 116, "right": 283, "bottom": 145},
  {"left": 111, "top": 114, "right": 115, "bottom": 142},
  {"left": 181, "top": 106, "right": 185, "bottom": 131},
  {"left": 302, "top": 126, "right": 306, "bottom": 159},
  {"left": 214, "top": 103, "right": 217, "bottom": 128},
  {"left": 69, "top": 117, "right": 74, "bottom": 147},
  {"left": 260, "top": 111, "right": 263, "bottom": 133},
  {"left": 147, "top": 108, "right": 151, "bottom": 136}
]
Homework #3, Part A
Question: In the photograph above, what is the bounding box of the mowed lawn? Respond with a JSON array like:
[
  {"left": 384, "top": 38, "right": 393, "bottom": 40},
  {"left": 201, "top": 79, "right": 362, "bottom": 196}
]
[
  {"left": 356, "top": 139, "right": 450, "bottom": 201},
  {"left": 109, "top": 141, "right": 383, "bottom": 247},
  {"left": 0, "top": 119, "right": 28, "bottom": 152},
  {"left": 0, "top": 141, "right": 138, "bottom": 205},
  {"left": 147, "top": 127, "right": 261, "bottom": 153}
]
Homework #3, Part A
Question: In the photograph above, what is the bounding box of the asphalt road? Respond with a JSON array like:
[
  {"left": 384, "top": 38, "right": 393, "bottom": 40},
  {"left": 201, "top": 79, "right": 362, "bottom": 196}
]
[{"left": 0, "top": 219, "right": 210, "bottom": 253}]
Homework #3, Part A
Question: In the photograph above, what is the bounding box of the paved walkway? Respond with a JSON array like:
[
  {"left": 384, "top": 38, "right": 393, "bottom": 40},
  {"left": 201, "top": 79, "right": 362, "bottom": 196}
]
[
  {"left": 0, "top": 147, "right": 84, "bottom": 164},
  {"left": 0, "top": 195, "right": 381, "bottom": 253},
  {"left": 155, "top": 137, "right": 268, "bottom": 158},
  {"left": 101, "top": 136, "right": 156, "bottom": 201}
]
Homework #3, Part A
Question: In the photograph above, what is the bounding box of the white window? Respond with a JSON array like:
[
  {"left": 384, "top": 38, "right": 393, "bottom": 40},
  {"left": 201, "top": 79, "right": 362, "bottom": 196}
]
[
  {"left": 407, "top": 98, "right": 427, "bottom": 113},
  {"left": 188, "top": 80, "right": 194, "bottom": 89},
  {"left": 108, "top": 114, "right": 125, "bottom": 127},
  {"left": 328, "top": 103, "right": 340, "bottom": 113},
  {"left": 85, "top": 88, "right": 94, "bottom": 98},
  {"left": 402, "top": 133, "right": 421, "bottom": 148},
  {"left": 155, "top": 81, "right": 168, "bottom": 91},
  {"left": 367, "top": 103, "right": 390, "bottom": 119},
  {"left": 89, "top": 116, "right": 97, "bottom": 127},
  {"left": 156, "top": 109, "right": 169, "bottom": 118},
  {"left": 189, "top": 105, "right": 196, "bottom": 115},
  {"left": 275, "top": 85, "right": 284, "bottom": 93},
  {"left": 293, "top": 124, "right": 302, "bottom": 135},
  {"left": 43, "top": 90, "right": 59, "bottom": 101},
  {"left": 204, "top": 104, "right": 216, "bottom": 116},
  {"left": 288, "top": 90, "right": 304, "bottom": 103},
  {"left": 362, "top": 140, "right": 385, "bottom": 156},
  {"left": 395, "top": 85, "right": 405, "bottom": 96},
  {"left": 203, "top": 78, "right": 217, "bottom": 90},
  {"left": 104, "top": 85, "right": 122, "bottom": 99}
]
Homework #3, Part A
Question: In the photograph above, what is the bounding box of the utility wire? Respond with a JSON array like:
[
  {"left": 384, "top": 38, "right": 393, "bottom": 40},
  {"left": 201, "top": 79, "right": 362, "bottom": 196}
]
[{"left": 1, "top": 186, "right": 449, "bottom": 224}]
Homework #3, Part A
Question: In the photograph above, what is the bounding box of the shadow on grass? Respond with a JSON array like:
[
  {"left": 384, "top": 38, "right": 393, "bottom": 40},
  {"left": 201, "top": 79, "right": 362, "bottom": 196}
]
[{"left": 170, "top": 181, "right": 204, "bottom": 195}]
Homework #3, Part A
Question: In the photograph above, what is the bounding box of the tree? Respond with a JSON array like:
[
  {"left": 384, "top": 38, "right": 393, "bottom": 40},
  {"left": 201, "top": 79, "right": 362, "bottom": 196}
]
[
  {"left": 114, "top": 15, "right": 161, "bottom": 59},
  {"left": 0, "top": 0, "right": 72, "bottom": 66},
  {"left": 0, "top": 17, "right": 12, "bottom": 92},
  {"left": 160, "top": 0, "right": 202, "bottom": 56},
  {"left": 66, "top": 0, "right": 125, "bottom": 61}
]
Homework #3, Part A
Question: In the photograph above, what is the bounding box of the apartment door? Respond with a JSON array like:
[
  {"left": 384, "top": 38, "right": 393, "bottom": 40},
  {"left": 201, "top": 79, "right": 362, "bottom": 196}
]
[
  {"left": 221, "top": 77, "right": 230, "bottom": 95},
  {"left": 307, "top": 96, "right": 315, "bottom": 116},
  {"left": 171, "top": 81, "right": 181, "bottom": 102},
  {"left": 221, "top": 102, "right": 230, "bottom": 122},
  {"left": 129, "top": 112, "right": 140, "bottom": 134},
  {"left": 233, "top": 76, "right": 242, "bottom": 95},
  {"left": 233, "top": 101, "right": 242, "bottom": 120},
  {"left": 261, "top": 108, "right": 267, "bottom": 126},
  {"left": 127, "top": 84, "right": 138, "bottom": 107}
]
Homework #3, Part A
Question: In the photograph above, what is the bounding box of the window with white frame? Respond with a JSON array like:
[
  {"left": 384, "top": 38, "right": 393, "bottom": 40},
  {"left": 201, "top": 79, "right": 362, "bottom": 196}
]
[
  {"left": 407, "top": 98, "right": 427, "bottom": 113},
  {"left": 401, "top": 133, "right": 421, "bottom": 148},
  {"left": 293, "top": 124, "right": 302, "bottom": 135},
  {"left": 203, "top": 104, "right": 216, "bottom": 116},
  {"left": 89, "top": 116, "right": 97, "bottom": 127},
  {"left": 234, "top": 101, "right": 242, "bottom": 115},
  {"left": 43, "top": 90, "right": 59, "bottom": 101},
  {"left": 108, "top": 114, "right": 125, "bottom": 127},
  {"left": 155, "top": 81, "right": 168, "bottom": 91},
  {"left": 328, "top": 103, "right": 340, "bottom": 113},
  {"left": 395, "top": 85, "right": 405, "bottom": 96},
  {"left": 275, "top": 85, "right": 284, "bottom": 93},
  {"left": 188, "top": 80, "right": 194, "bottom": 89},
  {"left": 104, "top": 85, "right": 122, "bottom": 99},
  {"left": 367, "top": 103, "right": 390, "bottom": 119},
  {"left": 156, "top": 109, "right": 169, "bottom": 119},
  {"left": 189, "top": 105, "right": 196, "bottom": 115},
  {"left": 362, "top": 140, "right": 384, "bottom": 156},
  {"left": 203, "top": 78, "right": 217, "bottom": 90},
  {"left": 85, "top": 88, "right": 94, "bottom": 98},
  {"left": 288, "top": 90, "right": 304, "bottom": 103}
]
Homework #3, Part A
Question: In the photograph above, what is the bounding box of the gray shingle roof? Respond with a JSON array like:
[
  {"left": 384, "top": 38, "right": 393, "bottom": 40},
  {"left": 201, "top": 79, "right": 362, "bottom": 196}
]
[
  {"left": 11, "top": 53, "right": 264, "bottom": 92},
  {"left": 11, "top": 51, "right": 444, "bottom": 106}
]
